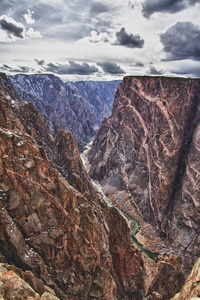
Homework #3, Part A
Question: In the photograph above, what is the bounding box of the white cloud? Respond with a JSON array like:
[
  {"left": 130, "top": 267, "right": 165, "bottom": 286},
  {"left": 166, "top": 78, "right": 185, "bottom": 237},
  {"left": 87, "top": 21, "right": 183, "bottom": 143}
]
[
  {"left": 0, "top": 0, "right": 200, "bottom": 80},
  {"left": 77, "top": 30, "right": 110, "bottom": 44},
  {"left": 26, "top": 28, "right": 43, "bottom": 39},
  {"left": 23, "top": 9, "right": 35, "bottom": 25},
  {"left": 0, "top": 15, "right": 42, "bottom": 42}
]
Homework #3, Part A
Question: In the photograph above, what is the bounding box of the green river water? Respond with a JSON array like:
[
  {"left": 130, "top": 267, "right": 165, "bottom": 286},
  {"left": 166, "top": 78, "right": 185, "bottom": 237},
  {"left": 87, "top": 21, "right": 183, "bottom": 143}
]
[
  {"left": 81, "top": 143, "right": 159, "bottom": 261},
  {"left": 92, "top": 180, "right": 159, "bottom": 260}
]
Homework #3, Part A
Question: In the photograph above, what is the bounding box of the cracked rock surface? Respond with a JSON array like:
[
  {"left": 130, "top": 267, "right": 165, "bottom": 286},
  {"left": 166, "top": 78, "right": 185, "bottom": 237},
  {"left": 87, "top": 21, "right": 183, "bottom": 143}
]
[{"left": 88, "top": 76, "right": 200, "bottom": 275}]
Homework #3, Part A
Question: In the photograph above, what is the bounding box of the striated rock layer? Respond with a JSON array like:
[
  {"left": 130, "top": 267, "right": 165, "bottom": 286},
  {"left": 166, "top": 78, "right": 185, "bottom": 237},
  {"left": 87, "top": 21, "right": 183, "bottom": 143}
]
[
  {"left": 88, "top": 76, "right": 200, "bottom": 275},
  {"left": 9, "top": 74, "right": 120, "bottom": 151},
  {"left": 0, "top": 73, "right": 145, "bottom": 299}
]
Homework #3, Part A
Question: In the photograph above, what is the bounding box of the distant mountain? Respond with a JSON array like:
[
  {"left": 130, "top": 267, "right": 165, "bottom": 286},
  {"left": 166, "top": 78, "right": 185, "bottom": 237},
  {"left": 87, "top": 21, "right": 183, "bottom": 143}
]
[{"left": 9, "top": 74, "right": 121, "bottom": 151}]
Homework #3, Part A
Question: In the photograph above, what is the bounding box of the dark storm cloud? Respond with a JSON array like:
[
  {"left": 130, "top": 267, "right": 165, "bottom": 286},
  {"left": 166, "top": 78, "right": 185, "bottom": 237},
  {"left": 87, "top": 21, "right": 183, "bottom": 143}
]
[
  {"left": 142, "top": 0, "right": 199, "bottom": 18},
  {"left": 0, "top": 15, "right": 25, "bottom": 38},
  {"left": 147, "top": 66, "right": 165, "bottom": 75},
  {"left": 160, "top": 21, "right": 200, "bottom": 61},
  {"left": 98, "top": 62, "right": 125, "bottom": 74},
  {"left": 114, "top": 28, "right": 144, "bottom": 48},
  {"left": 43, "top": 61, "right": 98, "bottom": 75}
]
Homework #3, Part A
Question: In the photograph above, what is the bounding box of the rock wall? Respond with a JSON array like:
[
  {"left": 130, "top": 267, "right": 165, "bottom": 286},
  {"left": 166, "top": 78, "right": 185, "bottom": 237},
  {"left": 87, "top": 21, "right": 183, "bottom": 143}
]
[
  {"left": 0, "top": 73, "right": 144, "bottom": 299},
  {"left": 88, "top": 76, "right": 200, "bottom": 275},
  {"left": 0, "top": 263, "right": 59, "bottom": 299},
  {"left": 171, "top": 257, "right": 200, "bottom": 300},
  {"left": 9, "top": 74, "right": 120, "bottom": 151}
]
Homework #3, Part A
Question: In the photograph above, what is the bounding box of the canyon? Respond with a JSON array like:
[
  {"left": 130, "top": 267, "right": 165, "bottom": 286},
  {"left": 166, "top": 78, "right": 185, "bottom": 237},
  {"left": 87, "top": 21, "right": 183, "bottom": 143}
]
[
  {"left": 9, "top": 74, "right": 120, "bottom": 151},
  {"left": 88, "top": 75, "right": 200, "bottom": 277},
  {"left": 0, "top": 72, "right": 199, "bottom": 299}
]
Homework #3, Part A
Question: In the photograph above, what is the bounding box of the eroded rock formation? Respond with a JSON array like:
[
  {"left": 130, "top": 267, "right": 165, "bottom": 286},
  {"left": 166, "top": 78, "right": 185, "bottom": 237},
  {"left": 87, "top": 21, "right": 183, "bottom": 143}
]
[
  {"left": 0, "top": 263, "right": 59, "bottom": 299},
  {"left": 9, "top": 74, "right": 120, "bottom": 151},
  {"left": 171, "top": 257, "right": 200, "bottom": 300},
  {"left": 88, "top": 76, "right": 200, "bottom": 275},
  {"left": 0, "top": 73, "right": 144, "bottom": 299}
]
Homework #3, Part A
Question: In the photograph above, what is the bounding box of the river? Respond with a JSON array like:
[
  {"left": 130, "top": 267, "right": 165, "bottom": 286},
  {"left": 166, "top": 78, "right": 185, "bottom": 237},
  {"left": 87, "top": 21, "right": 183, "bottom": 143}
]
[{"left": 81, "top": 142, "right": 159, "bottom": 261}]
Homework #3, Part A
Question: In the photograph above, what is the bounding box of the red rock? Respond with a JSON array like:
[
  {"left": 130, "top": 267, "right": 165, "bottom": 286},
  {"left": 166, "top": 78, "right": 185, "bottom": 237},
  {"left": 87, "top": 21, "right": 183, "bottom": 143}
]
[{"left": 0, "top": 73, "right": 144, "bottom": 299}]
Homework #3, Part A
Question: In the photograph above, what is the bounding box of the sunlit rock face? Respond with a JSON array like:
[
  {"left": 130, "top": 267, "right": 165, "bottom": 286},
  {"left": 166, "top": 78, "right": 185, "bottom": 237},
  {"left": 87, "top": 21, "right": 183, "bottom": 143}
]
[
  {"left": 171, "top": 257, "right": 200, "bottom": 300},
  {"left": 0, "top": 73, "right": 144, "bottom": 299},
  {"left": 0, "top": 263, "right": 59, "bottom": 299},
  {"left": 9, "top": 74, "right": 120, "bottom": 151},
  {"left": 88, "top": 76, "right": 200, "bottom": 274}
]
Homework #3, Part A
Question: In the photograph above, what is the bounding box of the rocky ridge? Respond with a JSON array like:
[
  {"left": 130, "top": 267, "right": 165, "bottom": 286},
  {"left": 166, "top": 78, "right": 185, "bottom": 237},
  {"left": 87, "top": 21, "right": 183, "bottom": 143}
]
[
  {"left": 171, "top": 257, "right": 200, "bottom": 300},
  {"left": 0, "top": 263, "right": 59, "bottom": 299},
  {"left": 9, "top": 74, "right": 120, "bottom": 151},
  {"left": 0, "top": 73, "right": 145, "bottom": 299},
  {"left": 88, "top": 76, "right": 200, "bottom": 276},
  {"left": 0, "top": 73, "right": 196, "bottom": 300}
]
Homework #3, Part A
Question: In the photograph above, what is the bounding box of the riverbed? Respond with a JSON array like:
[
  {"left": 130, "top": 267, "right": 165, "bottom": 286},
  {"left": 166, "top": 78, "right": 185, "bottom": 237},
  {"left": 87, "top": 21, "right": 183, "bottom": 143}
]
[{"left": 81, "top": 141, "right": 159, "bottom": 260}]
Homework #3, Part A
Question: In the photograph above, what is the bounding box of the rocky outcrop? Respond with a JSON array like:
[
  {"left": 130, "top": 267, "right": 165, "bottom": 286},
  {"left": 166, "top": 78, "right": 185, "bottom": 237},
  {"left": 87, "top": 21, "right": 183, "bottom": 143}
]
[
  {"left": 88, "top": 76, "right": 200, "bottom": 275},
  {"left": 18, "top": 101, "right": 93, "bottom": 195},
  {"left": 9, "top": 74, "right": 120, "bottom": 151},
  {"left": 144, "top": 255, "right": 185, "bottom": 300},
  {"left": 0, "top": 263, "right": 59, "bottom": 299},
  {"left": 0, "top": 73, "right": 144, "bottom": 299},
  {"left": 171, "top": 257, "right": 200, "bottom": 300}
]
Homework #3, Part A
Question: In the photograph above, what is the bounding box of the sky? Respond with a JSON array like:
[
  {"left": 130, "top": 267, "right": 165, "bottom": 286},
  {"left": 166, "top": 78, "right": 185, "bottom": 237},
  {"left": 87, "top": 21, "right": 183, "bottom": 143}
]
[{"left": 0, "top": 0, "right": 200, "bottom": 81}]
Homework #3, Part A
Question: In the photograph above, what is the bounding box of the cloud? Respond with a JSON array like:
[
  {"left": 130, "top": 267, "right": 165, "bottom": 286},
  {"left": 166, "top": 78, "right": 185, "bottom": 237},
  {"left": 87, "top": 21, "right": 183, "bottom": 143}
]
[
  {"left": 35, "top": 59, "right": 45, "bottom": 66},
  {"left": 147, "top": 66, "right": 165, "bottom": 75},
  {"left": 0, "top": 15, "right": 25, "bottom": 39},
  {"left": 0, "top": 1, "right": 116, "bottom": 42},
  {"left": 0, "top": 14, "right": 42, "bottom": 42},
  {"left": 169, "top": 61, "right": 200, "bottom": 77},
  {"left": 23, "top": 9, "right": 35, "bottom": 24},
  {"left": 135, "top": 62, "right": 144, "bottom": 67},
  {"left": 98, "top": 62, "right": 125, "bottom": 74},
  {"left": 77, "top": 30, "right": 110, "bottom": 44},
  {"left": 1, "top": 64, "right": 34, "bottom": 73},
  {"left": 142, "top": 0, "right": 199, "bottom": 18},
  {"left": 87, "top": 2, "right": 116, "bottom": 34},
  {"left": 26, "top": 27, "right": 42, "bottom": 39},
  {"left": 114, "top": 28, "right": 144, "bottom": 48},
  {"left": 43, "top": 61, "right": 99, "bottom": 75},
  {"left": 160, "top": 21, "right": 200, "bottom": 61},
  {"left": 89, "top": 2, "right": 110, "bottom": 15},
  {"left": 128, "top": 2, "right": 134, "bottom": 9}
]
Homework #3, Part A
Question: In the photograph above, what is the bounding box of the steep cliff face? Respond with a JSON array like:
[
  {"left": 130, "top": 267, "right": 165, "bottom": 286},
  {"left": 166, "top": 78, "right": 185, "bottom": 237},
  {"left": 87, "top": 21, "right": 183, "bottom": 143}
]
[
  {"left": 88, "top": 76, "right": 200, "bottom": 274},
  {"left": 74, "top": 81, "right": 121, "bottom": 116},
  {"left": 9, "top": 74, "right": 120, "bottom": 151},
  {"left": 0, "top": 73, "right": 144, "bottom": 299},
  {"left": 171, "top": 257, "right": 200, "bottom": 300}
]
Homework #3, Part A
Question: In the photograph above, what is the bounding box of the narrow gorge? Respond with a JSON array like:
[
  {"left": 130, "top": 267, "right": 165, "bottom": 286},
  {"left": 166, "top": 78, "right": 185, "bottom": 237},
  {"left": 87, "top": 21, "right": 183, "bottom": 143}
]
[
  {"left": 88, "top": 76, "right": 200, "bottom": 278},
  {"left": 0, "top": 73, "right": 200, "bottom": 299}
]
